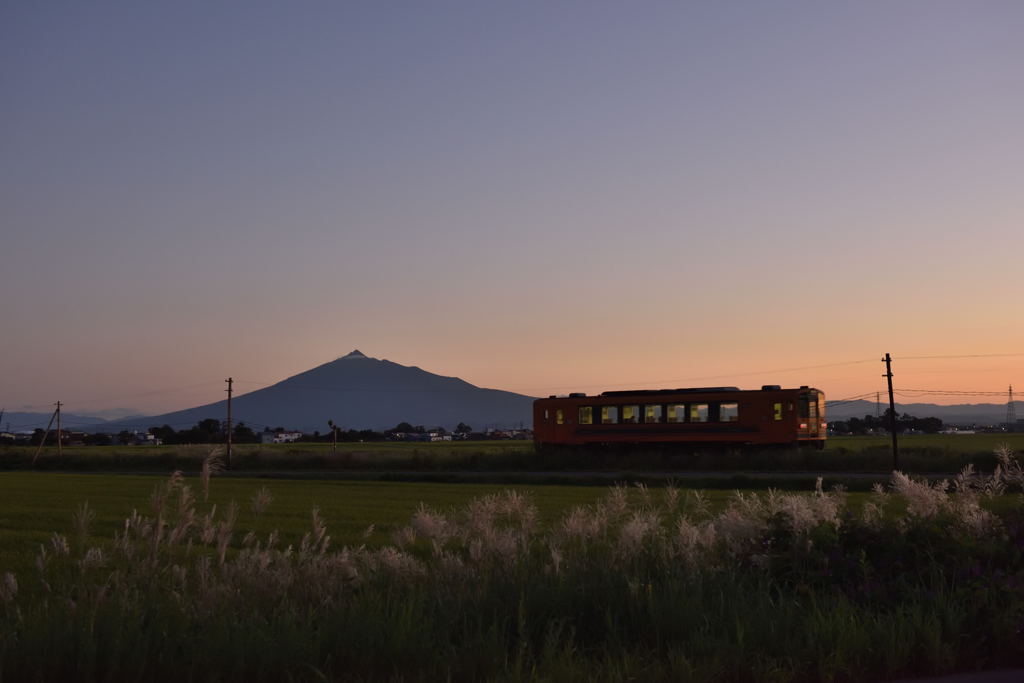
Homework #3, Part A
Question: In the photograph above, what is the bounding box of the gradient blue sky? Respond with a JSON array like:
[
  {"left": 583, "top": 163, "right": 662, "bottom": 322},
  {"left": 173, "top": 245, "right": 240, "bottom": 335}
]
[{"left": 3, "top": 1, "right": 1023, "bottom": 415}]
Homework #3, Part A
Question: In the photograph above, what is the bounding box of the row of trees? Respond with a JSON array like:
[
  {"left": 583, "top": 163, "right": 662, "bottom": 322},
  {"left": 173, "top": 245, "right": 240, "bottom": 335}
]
[
  {"left": 149, "top": 420, "right": 260, "bottom": 445},
  {"left": 145, "top": 420, "right": 478, "bottom": 445},
  {"left": 829, "top": 411, "right": 944, "bottom": 435},
  {"left": 11, "top": 420, "right": 484, "bottom": 446}
]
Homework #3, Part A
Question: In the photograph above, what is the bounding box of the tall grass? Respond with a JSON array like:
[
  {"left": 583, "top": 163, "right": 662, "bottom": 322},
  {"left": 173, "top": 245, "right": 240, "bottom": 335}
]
[{"left": 2, "top": 449, "right": 1023, "bottom": 681}]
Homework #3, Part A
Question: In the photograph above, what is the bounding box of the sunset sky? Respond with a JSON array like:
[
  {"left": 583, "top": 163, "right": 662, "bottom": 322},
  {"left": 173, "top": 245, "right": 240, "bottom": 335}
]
[{"left": 3, "top": 1, "right": 1023, "bottom": 417}]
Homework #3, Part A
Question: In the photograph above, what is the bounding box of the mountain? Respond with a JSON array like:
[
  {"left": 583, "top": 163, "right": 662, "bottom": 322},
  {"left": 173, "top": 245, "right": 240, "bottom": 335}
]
[
  {"left": 92, "top": 351, "right": 535, "bottom": 433},
  {"left": 1, "top": 411, "right": 112, "bottom": 433},
  {"left": 825, "top": 399, "right": 1021, "bottom": 425}
]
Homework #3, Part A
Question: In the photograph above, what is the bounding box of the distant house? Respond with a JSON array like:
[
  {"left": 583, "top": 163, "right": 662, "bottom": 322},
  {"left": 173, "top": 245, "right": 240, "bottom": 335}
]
[
  {"left": 131, "top": 430, "right": 162, "bottom": 446},
  {"left": 261, "top": 431, "right": 303, "bottom": 444},
  {"left": 64, "top": 431, "right": 87, "bottom": 446},
  {"left": 483, "top": 428, "right": 533, "bottom": 440}
]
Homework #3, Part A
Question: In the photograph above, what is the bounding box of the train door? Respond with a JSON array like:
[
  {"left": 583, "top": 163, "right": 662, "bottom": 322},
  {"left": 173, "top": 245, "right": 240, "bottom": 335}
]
[{"left": 534, "top": 403, "right": 555, "bottom": 444}]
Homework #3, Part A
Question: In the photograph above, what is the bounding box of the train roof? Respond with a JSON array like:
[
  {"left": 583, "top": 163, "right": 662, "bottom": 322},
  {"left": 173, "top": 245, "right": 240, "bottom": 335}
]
[
  {"left": 600, "top": 387, "right": 740, "bottom": 396},
  {"left": 542, "top": 385, "right": 819, "bottom": 399}
]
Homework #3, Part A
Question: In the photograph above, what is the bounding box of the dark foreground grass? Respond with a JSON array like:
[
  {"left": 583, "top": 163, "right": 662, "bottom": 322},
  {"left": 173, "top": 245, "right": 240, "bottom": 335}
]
[
  {"left": 6, "top": 564, "right": 1021, "bottom": 682},
  {"left": 1, "top": 458, "right": 1023, "bottom": 682}
]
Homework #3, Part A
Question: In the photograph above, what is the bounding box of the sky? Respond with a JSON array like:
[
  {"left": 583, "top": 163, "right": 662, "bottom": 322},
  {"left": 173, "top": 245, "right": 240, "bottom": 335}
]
[{"left": 2, "top": 1, "right": 1023, "bottom": 417}]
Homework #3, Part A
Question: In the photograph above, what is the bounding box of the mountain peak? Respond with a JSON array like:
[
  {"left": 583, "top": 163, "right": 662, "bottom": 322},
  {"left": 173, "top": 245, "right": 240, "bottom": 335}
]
[{"left": 339, "top": 349, "right": 369, "bottom": 360}]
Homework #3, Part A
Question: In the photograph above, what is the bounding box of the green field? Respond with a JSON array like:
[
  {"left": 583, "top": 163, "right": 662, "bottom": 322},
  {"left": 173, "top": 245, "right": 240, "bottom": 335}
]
[
  {"left": 828, "top": 433, "right": 1024, "bottom": 452},
  {"left": 0, "top": 472, "right": 702, "bottom": 576},
  {"left": 5, "top": 433, "right": 1024, "bottom": 477}
]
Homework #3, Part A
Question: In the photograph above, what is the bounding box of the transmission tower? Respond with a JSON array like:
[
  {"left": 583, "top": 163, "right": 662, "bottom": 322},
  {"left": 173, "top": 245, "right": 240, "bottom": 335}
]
[{"left": 1008, "top": 385, "right": 1017, "bottom": 428}]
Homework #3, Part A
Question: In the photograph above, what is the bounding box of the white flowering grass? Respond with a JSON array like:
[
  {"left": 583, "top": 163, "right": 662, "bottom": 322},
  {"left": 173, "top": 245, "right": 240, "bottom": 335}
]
[{"left": 2, "top": 448, "right": 1023, "bottom": 682}]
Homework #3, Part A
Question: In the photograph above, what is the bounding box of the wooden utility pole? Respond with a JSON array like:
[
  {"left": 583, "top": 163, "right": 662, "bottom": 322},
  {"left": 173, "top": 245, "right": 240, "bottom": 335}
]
[
  {"left": 328, "top": 419, "right": 338, "bottom": 455},
  {"left": 883, "top": 354, "right": 898, "bottom": 471},
  {"left": 55, "top": 401, "right": 63, "bottom": 458},
  {"left": 225, "top": 377, "right": 233, "bottom": 469},
  {"left": 31, "top": 406, "right": 59, "bottom": 464}
]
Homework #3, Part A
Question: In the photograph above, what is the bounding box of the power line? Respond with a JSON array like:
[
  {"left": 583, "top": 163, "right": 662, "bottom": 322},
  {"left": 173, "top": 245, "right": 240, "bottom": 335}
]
[
  {"left": 895, "top": 388, "right": 1010, "bottom": 396},
  {"left": 824, "top": 392, "right": 879, "bottom": 406},
  {"left": 898, "top": 352, "right": 1024, "bottom": 361}
]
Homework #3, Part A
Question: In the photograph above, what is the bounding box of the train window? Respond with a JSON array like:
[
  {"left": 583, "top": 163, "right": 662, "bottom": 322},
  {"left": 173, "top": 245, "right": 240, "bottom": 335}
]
[
  {"left": 773, "top": 403, "right": 783, "bottom": 421},
  {"left": 579, "top": 406, "right": 593, "bottom": 425},
  {"left": 556, "top": 409, "right": 564, "bottom": 425},
  {"left": 720, "top": 402, "right": 739, "bottom": 422},
  {"left": 644, "top": 404, "right": 663, "bottom": 423},
  {"left": 690, "top": 403, "right": 709, "bottom": 423},
  {"left": 601, "top": 406, "right": 618, "bottom": 424},
  {"left": 622, "top": 405, "right": 640, "bottom": 424},
  {"left": 667, "top": 404, "right": 685, "bottom": 423},
  {"left": 544, "top": 410, "right": 549, "bottom": 420}
]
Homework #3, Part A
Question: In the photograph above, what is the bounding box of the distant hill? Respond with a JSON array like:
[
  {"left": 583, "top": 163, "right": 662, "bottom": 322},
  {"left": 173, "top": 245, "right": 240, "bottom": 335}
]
[
  {"left": 2, "top": 411, "right": 112, "bottom": 432},
  {"left": 825, "top": 399, "right": 1021, "bottom": 425},
  {"left": 91, "top": 351, "right": 535, "bottom": 433}
]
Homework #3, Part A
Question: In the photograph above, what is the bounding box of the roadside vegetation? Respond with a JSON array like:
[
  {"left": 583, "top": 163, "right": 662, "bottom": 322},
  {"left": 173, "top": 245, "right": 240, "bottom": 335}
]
[
  {"left": 2, "top": 447, "right": 1023, "bottom": 682},
  {"left": 4, "top": 434, "right": 1024, "bottom": 475}
]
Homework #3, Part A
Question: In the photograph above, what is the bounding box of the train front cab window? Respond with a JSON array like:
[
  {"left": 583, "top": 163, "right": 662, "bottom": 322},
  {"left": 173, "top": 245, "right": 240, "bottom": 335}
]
[
  {"left": 798, "top": 391, "right": 822, "bottom": 435},
  {"left": 601, "top": 406, "right": 618, "bottom": 424},
  {"left": 579, "top": 406, "right": 593, "bottom": 425}
]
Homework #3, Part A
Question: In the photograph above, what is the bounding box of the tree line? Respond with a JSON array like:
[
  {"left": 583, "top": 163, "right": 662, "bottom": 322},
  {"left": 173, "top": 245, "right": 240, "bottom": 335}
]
[
  {"left": 828, "top": 410, "right": 943, "bottom": 435},
  {"left": 15, "top": 419, "right": 483, "bottom": 446}
]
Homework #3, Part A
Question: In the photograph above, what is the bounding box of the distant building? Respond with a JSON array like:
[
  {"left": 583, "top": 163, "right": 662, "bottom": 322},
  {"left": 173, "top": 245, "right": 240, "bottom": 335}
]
[
  {"left": 261, "top": 431, "right": 303, "bottom": 444},
  {"left": 131, "top": 430, "right": 162, "bottom": 446},
  {"left": 64, "top": 431, "right": 87, "bottom": 446}
]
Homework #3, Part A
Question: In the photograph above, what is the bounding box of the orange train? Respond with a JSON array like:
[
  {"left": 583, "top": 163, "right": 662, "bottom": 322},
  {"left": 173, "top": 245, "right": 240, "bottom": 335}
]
[{"left": 533, "top": 385, "right": 826, "bottom": 449}]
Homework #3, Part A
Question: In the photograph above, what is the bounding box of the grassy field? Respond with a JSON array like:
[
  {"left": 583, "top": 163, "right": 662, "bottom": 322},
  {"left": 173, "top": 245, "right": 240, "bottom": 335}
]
[
  {"left": 0, "top": 472, "right": 728, "bottom": 577},
  {"left": 1, "top": 463, "right": 1022, "bottom": 682},
  {"left": 828, "top": 433, "right": 1024, "bottom": 452},
  {"left": 5, "top": 433, "right": 1024, "bottom": 476}
]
